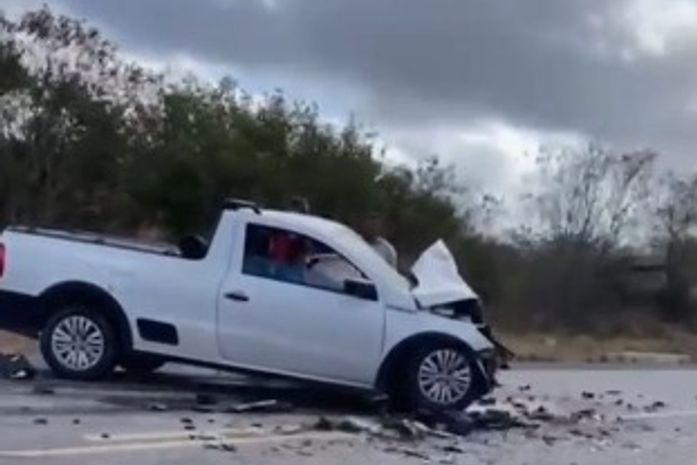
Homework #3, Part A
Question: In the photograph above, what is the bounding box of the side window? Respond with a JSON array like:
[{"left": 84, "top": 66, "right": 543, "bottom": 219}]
[{"left": 242, "top": 224, "right": 367, "bottom": 294}]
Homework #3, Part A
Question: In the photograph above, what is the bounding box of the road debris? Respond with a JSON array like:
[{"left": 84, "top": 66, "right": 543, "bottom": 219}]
[
  {"left": 203, "top": 442, "right": 237, "bottom": 453},
  {"left": 276, "top": 424, "right": 305, "bottom": 435},
  {"left": 31, "top": 385, "right": 55, "bottom": 395},
  {"left": 227, "top": 399, "right": 294, "bottom": 414},
  {"left": 195, "top": 393, "right": 218, "bottom": 406},
  {"left": 644, "top": 401, "right": 667, "bottom": 412},
  {"left": 0, "top": 353, "right": 35, "bottom": 380},
  {"left": 147, "top": 402, "right": 168, "bottom": 412},
  {"left": 192, "top": 405, "right": 216, "bottom": 413},
  {"left": 384, "top": 446, "right": 431, "bottom": 460}
]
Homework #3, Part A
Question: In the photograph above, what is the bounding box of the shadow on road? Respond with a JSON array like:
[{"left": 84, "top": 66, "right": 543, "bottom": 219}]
[{"left": 28, "top": 365, "right": 377, "bottom": 415}]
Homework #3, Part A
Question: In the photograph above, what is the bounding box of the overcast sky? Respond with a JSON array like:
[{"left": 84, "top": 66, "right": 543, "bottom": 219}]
[{"left": 4, "top": 0, "right": 697, "bottom": 199}]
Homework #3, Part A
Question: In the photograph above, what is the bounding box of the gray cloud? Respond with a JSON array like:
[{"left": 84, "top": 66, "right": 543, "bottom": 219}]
[{"left": 6, "top": 0, "right": 697, "bottom": 171}]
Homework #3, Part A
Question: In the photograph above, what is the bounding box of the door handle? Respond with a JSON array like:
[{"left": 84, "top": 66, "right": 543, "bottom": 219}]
[{"left": 224, "top": 291, "right": 250, "bottom": 302}]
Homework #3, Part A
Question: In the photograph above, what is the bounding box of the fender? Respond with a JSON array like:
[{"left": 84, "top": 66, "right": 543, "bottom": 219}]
[
  {"left": 38, "top": 281, "right": 133, "bottom": 351},
  {"left": 375, "top": 331, "right": 492, "bottom": 392}
]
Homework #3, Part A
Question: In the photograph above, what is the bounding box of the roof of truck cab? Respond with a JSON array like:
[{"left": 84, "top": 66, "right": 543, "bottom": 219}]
[{"left": 240, "top": 209, "right": 352, "bottom": 237}]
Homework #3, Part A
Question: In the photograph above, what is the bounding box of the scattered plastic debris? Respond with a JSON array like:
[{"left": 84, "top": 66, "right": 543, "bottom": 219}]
[
  {"left": 147, "top": 402, "right": 168, "bottom": 412},
  {"left": 0, "top": 353, "right": 35, "bottom": 380},
  {"left": 227, "top": 399, "right": 294, "bottom": 414},
  {"left": 32, "top": 385, "right": 55, "bottom": 395}
]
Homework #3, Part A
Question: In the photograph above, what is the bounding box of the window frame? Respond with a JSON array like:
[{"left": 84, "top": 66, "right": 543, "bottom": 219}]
[{"left": 240, "top": 222, "right": 377, "bottom": 299}]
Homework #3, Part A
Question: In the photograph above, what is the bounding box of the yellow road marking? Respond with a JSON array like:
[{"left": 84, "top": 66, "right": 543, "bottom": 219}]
[{"left": 0, "top": 431, "right": 352, "bottom": 458}]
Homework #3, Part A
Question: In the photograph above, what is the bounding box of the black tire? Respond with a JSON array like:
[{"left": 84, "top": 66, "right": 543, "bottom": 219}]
[
  {"left": 121, "top": 355, "right": 165, "bottom": 376},
  {"left": 405, "top": 342, "right": 480, "bottom": 411},
  {"left": 40, "top": 306, "right": 119, "bottom": 381}
]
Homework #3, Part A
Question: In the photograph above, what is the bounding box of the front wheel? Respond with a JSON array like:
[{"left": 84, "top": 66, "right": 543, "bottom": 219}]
[
  {"left": 406, "top": 343, "right": 479, "bottom": 411},
  {"left": 40, "top": 307, "right": 118, "bottom": 381}
]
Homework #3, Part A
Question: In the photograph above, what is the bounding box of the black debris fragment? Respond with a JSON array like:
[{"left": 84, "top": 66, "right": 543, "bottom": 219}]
[
  {"left": 72, "top": 418, "right": 81, "bottom": 425},
  {"left": 147, "top": 402, "right": 168, "bottom": 412},
  {"left": 472, "top": 408, "right": 534, "bottom": 431},
  {"left": 581, "top": 391, "right": 595, "bottom": 399},
  {"left": 203, "top": 441, "right": 237, "bottom": 452},
  {"left": 528, "top": 405, "right": 555, "bottom": 422},
  {"left": 32, "top": 385, "right": 55, "bottom": 395},
  {"left": 441, "top": 444, "right": 466, "bottom": 454},
  {"left": 33, "top": 418, "right": 47, "bottom": 425},
  {"left": 192, "top": 405, "right": 215, "bottom": 413},
  {"left": 0, "top": 353, "right": 36, "bottom": 380},
  {"left": 476, "top": 397, "right": 497, "bottom": 406},
  {"left": 568, "top": 427, "right": 596, "bottom": 439},
  {"left": 416, "top": 409, "right": 475, "bottom": 436},
  {"left": 569, "top": 408, "right": 597, "bottom": 422},
  {"left": 276, "top": 424, "right": 304, "bottom": 435},
  {"left": 227, "top": 399, "right": 294, "bottom": 414},
  {"left": 195, "top": 393, "right": 218, "bottom": 406},
  {"left": 643, "top": 401, "right": 667, "bottom": 412},
  {"left": 314, "top": 416, "right": 333, "bottom": 431}
]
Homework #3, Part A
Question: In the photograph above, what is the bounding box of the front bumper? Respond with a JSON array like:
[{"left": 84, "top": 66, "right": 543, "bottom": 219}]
[
  {"left": 479, "top": 324, "right": 514, "bottom": 361},
  {"left": 475, "top": 326, "right": 513, "bottom": 391}
]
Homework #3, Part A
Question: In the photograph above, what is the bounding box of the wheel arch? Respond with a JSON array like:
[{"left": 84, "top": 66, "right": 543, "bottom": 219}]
[
  {"left": 375, "top": 332, "right": 489, "bottom": 395},
  {"left": 37, "top": 281, "right": 133, "bottom": 352}
]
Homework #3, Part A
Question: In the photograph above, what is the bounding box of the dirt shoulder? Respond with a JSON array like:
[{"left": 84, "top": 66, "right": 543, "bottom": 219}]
[
  {"left": 0, "top": 331, "right": 34, "bottom": 354},
  {"left": 501, "top": 329, "right": 697, "bottom": 363}
]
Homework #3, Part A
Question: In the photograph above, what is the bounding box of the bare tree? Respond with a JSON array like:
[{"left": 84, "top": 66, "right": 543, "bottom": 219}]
[
  {"left": 654, "top": 172, "right": 697, "bottom": 320},
  {"left": 655, "top": 173, "right": 697, "bottom": 245},
  {"left": 525, "top": 144, "right": 655, "bottom": 251}
]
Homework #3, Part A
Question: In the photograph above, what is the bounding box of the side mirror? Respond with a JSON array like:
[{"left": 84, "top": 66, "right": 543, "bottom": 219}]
[{"left": 343, "top": 278, "right": 378, "bottom": 301}]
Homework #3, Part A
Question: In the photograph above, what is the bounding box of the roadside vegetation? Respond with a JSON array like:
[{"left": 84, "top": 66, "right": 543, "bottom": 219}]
[{"left": 3, "top": 8, "right": 697, "bottom": 344}]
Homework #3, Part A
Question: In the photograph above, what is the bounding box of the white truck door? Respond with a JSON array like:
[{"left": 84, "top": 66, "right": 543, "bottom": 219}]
[{"left": 217, "top": 222, "right": 384, "bottom": 386}]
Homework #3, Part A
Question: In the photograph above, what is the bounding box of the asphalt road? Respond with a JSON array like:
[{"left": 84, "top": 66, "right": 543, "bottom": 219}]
[{"left": 0, "top": 362, "right": 696, "bottom": 465}]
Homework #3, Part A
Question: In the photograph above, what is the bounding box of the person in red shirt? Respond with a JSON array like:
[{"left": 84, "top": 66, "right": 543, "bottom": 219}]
[{"left": 268, "top": 231, "right": 307, "bottom": 282}]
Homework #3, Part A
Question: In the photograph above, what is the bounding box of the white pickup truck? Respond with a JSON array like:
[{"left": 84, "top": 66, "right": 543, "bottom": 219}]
[{"left": 0, "top": 200, "right": 499, "bottom": 410}]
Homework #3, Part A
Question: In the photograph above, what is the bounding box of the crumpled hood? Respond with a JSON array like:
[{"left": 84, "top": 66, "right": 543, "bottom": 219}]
[{"left": 410, "top": 240, "right": 479, "bottom": 307}]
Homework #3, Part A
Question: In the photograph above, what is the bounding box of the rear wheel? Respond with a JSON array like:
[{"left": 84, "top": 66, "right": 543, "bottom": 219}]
[
  {"left": 40, "top": 307, "right": 118, "bottom": 381},
  {"left": 406, "top": 342, "right": 479, "bottom": 411}
]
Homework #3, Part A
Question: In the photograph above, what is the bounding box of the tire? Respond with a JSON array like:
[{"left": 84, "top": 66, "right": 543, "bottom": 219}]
[
  {"left": 121, "top": 355, "right": 165, "bottom": 376},
  {"left": 40, "top": 306, "right": 119, "bottom": 381},
  {"left": 405, "top": 342, "right": 480, "bottom": 411}
]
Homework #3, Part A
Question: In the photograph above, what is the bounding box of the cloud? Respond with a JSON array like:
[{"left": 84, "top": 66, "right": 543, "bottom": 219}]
[{"left": 4, "top": 0, "right": 697, "bottom": 194}]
